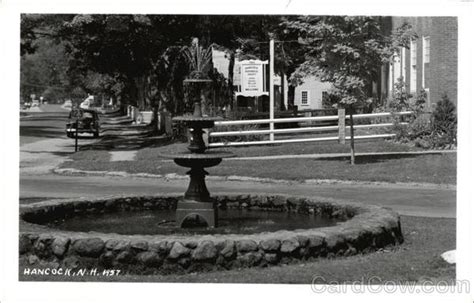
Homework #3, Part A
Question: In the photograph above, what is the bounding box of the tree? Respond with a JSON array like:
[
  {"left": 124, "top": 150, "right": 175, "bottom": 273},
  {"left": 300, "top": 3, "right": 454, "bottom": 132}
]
[
  {"left": 284, "top": 16, "right": 416, "bottom": 164},
  {"left": 21, "top": 15, "right": 304, "bottom": 113},
  {"left": 58, "top": 15, "right": 201, "bottom": 109},
  {"left": 20, "top": 36, "right": 70, "bottom": 103}
]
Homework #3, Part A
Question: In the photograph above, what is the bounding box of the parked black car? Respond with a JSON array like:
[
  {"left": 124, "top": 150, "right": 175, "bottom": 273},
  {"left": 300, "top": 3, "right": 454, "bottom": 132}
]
[{"left": 66, "top": 109, "right": 100, "bottom": 138}]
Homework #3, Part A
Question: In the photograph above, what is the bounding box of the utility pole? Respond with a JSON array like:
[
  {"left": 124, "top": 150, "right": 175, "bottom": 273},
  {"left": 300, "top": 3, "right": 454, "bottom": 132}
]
[{"left": 269, "top": 39, "right": 275, "bottom": 141}]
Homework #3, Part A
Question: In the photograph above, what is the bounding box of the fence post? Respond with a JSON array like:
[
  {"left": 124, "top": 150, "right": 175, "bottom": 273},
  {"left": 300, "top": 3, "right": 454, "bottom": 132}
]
[
  {"left": 338, "top": 107, "right": 346, "bottom": 144},
  {"left": 269, "top": 38, "right": 275, "bottom": 141}
]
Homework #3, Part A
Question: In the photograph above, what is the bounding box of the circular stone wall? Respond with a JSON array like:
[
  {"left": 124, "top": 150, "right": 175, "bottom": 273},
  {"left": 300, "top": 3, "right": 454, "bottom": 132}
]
[{"left": 20, "top": 194, "right": 403, "bottom": 274}]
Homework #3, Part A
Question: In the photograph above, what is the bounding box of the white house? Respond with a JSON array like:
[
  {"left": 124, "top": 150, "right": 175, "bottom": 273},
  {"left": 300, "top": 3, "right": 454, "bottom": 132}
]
[{"left": 293, "top": 77, "right": 332, "bottom": 110}]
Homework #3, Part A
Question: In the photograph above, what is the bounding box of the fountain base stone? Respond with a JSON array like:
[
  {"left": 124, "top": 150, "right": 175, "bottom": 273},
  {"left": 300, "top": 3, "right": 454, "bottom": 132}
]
[
  {"left": 19, "top": 194, "right": 404, "bottom": 274},
  {"left": 176, "top": 200, "right": 217, "bottom": 228}
]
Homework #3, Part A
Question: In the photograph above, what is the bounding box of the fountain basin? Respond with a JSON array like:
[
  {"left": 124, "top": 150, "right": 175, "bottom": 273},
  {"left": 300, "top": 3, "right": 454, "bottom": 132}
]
[
  {"left": 159, "top": 150, "right": 234, "bottom": 168},
  {"left": 37, "top": 209, "right": 342, "bottom": 235},
  {"left": 20, "top": 194, "right": 403, "bottom": 274}
]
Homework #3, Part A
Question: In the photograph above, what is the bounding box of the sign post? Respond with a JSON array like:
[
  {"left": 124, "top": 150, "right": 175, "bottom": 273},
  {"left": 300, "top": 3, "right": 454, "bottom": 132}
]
[
  {"left": 235, "top": 60, "right": 268, "bottom": 97},
  {"left": 70, "top": 108, "right": 84, "bottom": 152}
]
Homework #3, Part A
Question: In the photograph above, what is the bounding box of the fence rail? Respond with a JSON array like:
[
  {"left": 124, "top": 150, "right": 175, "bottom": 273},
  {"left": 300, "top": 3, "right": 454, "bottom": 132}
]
[
  {"left": 210, "top": 122, "right": 408, "bottom": 137},
  {"left": 213, "top": 111, "right": 413, "bottom": 126},
  {"left": 208, "top": 110, "right": 413, "bottom": 148}
]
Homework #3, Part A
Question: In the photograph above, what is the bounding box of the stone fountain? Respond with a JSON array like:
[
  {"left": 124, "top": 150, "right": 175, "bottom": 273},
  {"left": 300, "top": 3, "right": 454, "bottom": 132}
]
[{"left": 160, "top": 80, "right": 233, "bottom": 228}]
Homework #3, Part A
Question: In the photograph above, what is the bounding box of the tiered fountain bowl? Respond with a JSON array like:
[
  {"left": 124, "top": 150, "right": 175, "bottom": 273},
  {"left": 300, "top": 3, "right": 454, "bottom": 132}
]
[{"left": 159, "top": 101, "right": 233, "bottom": 228}]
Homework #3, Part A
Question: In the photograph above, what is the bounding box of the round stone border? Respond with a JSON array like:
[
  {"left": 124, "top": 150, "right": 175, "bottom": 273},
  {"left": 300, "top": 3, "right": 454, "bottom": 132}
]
[{"left": 20, "top": 194, "right": 403, "bottom": 274}]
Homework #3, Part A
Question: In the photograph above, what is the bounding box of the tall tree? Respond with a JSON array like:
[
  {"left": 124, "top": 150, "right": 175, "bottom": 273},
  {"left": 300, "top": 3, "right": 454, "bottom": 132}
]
[
  {"left": 58, "top": 15, "right": 198, "bottom": 109},
  {"left": 284, "top": 16, "right": 416, "bottom": 164},
  {"left": 20, "top": 37, "right": 70, "bottom": 102}
]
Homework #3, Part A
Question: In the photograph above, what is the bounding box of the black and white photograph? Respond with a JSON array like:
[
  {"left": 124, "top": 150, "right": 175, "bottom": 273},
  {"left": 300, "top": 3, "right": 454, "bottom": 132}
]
[{"left": 1, "top": 0, "right": 473, "bottom": 302}]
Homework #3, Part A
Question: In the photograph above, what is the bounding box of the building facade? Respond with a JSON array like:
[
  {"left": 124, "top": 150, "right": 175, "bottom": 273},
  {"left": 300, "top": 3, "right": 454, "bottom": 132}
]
[
  {"left": 293, "top": 77, "right": 332, "bottom": 110},
  {"left": 384, "top": 17, "right": 458, "bottom": 108}
]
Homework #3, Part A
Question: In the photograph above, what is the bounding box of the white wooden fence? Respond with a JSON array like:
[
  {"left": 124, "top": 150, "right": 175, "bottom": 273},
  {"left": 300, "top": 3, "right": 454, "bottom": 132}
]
[{"left": 208, "top": 110, "right": 413, "bottom": 148}]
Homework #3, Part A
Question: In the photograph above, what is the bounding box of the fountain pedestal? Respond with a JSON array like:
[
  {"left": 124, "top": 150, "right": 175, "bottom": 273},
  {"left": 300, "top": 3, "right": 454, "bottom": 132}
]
[
  {"left": 160, "top": 102, "right": 233, "bottom": 228},
  {"left": 170, "top": 154, "right": 231, "bottom": 227}
]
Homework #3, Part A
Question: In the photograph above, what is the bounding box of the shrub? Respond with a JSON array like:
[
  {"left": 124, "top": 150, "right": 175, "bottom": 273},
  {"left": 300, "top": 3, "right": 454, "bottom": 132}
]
[
  {"left": 383, "top": 83, "right": 430, "bottom": 142},
  {"left": 209, "top": 123, "right": 265, "bottom": 144},
  {"left": 386, "top": 78, "right": 412, "bottom": 112},
  {"left": 389, "top": 91, "right": 457, "bottom": 149},
  {"left": 430, "top": 94, "right": 457, "bottom": 147}
]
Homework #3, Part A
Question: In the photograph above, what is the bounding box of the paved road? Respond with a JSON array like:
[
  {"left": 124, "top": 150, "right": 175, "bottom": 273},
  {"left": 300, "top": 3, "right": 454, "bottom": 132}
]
[
  {"left": 19, "top": 174, "right": 456, "bottom": 218},
  {"left": 19, "top": 106, "right": 456, "bottom": 219},
  {"left": 20, "top": 104, "right": 71, "bottom": 145},
  {"left": 20, "top": 106, "right": 99, "bottom": 174}
]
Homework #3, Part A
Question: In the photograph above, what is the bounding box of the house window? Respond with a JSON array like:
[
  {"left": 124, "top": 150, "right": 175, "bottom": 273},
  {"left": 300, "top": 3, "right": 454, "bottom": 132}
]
[
  {"left": 422, "top": 36, "right": 430, "bottom": 88},
  {"left": 301, "top": 90, "right": 309, "bottom": 105},
  {"left": 401, "top": 47, "right": 407, "bottom": 81},
  {"left": 393, "top": 53, "right": 401, "bottom": 83},
  {"left": 410, "top": 40, "right": 417, "bottom": 93},
  {"left": 423, "top": 36, "right": 430, "bottom": 64},
  {"left": 388, "top": 62, "right": 393, "bottom": 95},
  {"left": 410, "top": 40, "right": 417, "bottom": 65}
]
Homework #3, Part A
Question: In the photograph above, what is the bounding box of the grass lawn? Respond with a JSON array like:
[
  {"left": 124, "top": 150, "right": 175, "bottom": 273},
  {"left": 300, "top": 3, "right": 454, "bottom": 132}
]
[
  {"left": 142, "top": 138, "right": 423, "bottom": 158},
  {"left": 60, "top": 139, "right": 456, "bottom": 184},
  {"left": 19, "top": 216, "right": 456, "bottom": 284}
]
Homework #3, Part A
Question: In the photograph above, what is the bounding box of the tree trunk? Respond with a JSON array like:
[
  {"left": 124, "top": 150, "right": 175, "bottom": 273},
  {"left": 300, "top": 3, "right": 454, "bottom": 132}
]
[
  {"left": 288, "top": 85, "right": 295, "bottom": 110},
  {"left": 227, "top": 51, "right": 235, "bottom": 110},
  {"left": 349, "top": 105, "right": 356, "bottom": 165},
  {"left": 279, "top": 71, "right": 286, "bottom": 111},
  {"left": 134, "top": 76, "right": 146, "bottom": 110}
]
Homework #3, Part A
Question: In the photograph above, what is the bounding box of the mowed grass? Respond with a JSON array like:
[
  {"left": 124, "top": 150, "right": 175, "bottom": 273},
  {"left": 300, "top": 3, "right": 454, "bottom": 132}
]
[
  {"left": 61, "top": 139, "right": 456, "bottom": 184},
  {"left": 19, "top": 216, "right": 456, "bottom": 284},
  {"left": 139, "top": 139, "right": 422, "bottom": 158}
]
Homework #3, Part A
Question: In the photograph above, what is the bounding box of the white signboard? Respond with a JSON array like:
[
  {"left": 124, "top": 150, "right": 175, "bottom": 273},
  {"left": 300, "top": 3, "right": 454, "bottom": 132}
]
[{"left": 236, "top": 60, "right": 268, "bottom": 97}]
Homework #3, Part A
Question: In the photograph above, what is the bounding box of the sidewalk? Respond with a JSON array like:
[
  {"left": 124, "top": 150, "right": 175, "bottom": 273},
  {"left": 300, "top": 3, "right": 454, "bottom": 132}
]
[{"left": 99, "top": 114, "right": 153, "bottom": 136}]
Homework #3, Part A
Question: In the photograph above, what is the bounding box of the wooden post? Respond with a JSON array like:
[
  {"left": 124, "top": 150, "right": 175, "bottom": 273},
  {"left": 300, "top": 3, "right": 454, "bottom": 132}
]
[
  {"left": 349, "top": 106, "right": 355, "bottom": 165},
  {"left": 283, "top": 74, "right": 288, "bottom": 110},
  {"left": 338, "top": 107, "right": 346, "bottom": 144},
  {"left": 269, "top": 39, "right": 275, "bottom": 141},
  {"left": 75, "top": 118, "right": 79, "bottom": 152}
]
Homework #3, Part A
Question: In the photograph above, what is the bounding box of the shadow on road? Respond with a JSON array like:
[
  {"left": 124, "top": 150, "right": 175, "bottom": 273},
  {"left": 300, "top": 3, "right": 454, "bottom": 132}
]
[
  {"left": 22, "top": 150, "right": 75, "bottom": 156},
  {"left": 79, "top": 133, "right": 170, "bottom": 151},
  {"left": 20, "top": 116, "right": 67, "bottom": 122},
  {"left": 20, "top": 126, "right": 65, "bottom": 139},
  {"left": 316, "top": 153, "right": 427, "bottom": 164}
]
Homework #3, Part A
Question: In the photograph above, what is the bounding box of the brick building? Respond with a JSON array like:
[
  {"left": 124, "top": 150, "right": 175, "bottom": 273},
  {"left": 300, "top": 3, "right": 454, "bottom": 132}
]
[{"left": 383, "top": 16, "right": 458, "bottom": 108}]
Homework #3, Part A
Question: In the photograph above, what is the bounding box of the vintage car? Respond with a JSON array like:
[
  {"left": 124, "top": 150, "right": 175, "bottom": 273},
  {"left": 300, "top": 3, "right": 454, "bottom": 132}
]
[{"left": 66, "top": 109, "right": 100, "bottom": 138}]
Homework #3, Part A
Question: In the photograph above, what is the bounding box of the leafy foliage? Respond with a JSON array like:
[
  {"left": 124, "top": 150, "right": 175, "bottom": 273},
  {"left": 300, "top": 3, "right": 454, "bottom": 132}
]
[
  {"left": 431, "top": 94, "right": 457, "bottom": 147},
  {"left": 285, "top": 16, "right": 416, "bottom": 107},
  {"left": 20, "top": 37, "right": 70, "bottom": 102},
  {"left": 210, "top": 124, "right": 265, "bottom": 143},
  {"left": 385, "top": 82, "right": 456, "bottom": 149}
]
